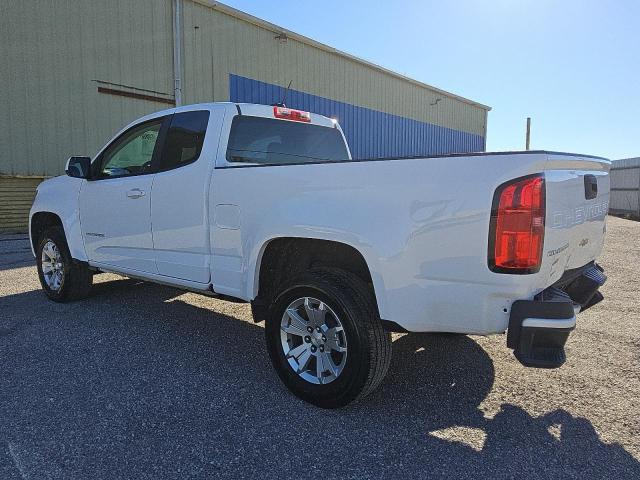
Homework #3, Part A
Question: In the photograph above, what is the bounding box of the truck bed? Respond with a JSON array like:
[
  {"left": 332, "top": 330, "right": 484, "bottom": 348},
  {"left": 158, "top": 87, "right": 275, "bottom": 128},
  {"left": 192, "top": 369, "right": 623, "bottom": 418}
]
[{"left": 211, "top": 150, "right": 610, "bottom": 334}]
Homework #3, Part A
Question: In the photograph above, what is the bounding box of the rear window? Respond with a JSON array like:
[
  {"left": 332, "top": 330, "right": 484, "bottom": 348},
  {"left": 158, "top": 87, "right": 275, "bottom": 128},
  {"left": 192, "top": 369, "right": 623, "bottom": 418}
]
[{"left": 226, "top": 116, "right": 349, "bottom": 165}]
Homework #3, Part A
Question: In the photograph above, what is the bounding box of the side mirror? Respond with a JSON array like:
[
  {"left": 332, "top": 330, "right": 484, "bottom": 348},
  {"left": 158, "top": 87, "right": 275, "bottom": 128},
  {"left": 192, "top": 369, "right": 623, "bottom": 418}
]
[{"left": 65, "top": 156, "right": 92, "bottom": 179}]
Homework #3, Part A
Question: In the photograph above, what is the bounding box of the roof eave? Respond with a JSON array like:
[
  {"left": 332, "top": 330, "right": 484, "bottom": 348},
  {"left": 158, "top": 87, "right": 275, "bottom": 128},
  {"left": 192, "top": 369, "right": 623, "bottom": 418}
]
[{"left": 192, "top": 0, "right": 492, "bottom": 111}]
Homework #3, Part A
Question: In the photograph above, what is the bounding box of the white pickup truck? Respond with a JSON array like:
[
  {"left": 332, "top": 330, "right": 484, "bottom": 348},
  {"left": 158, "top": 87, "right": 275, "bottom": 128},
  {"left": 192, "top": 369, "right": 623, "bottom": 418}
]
[{"left": 30, "top": 102, "right": 609, "bottom": 407}]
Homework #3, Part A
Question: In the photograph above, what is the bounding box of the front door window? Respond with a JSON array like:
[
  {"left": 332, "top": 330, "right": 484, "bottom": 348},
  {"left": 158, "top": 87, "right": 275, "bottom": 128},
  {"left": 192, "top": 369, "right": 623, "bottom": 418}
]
[{"left": 99, "top": 121, "right": 162, "bottom": 178}]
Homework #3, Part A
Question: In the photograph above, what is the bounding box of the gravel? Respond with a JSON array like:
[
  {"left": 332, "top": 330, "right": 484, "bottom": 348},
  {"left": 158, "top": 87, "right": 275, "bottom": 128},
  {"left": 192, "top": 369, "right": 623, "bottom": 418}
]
[{"left": 0, "top": 216, "right": 638, "bottom": 479}]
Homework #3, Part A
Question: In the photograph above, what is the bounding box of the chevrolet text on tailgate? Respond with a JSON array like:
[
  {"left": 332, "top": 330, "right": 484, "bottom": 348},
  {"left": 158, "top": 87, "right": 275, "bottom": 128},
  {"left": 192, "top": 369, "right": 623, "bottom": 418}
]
[{"left": 30, "top": 103, "right": 610, "bottom": 408}]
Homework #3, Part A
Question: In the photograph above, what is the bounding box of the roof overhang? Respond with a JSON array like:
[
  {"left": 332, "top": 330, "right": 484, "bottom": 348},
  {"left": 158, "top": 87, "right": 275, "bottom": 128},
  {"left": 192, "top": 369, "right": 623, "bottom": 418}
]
[{"left": 191, "top": 0, "right": 492, "bottom": 111}]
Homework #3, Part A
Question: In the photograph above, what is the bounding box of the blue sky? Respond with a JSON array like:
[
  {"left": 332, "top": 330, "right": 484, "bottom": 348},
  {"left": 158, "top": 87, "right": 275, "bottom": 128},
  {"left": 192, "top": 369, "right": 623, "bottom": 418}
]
[{"left": 224, "top": 0, "right": 639, "bottom": 159}]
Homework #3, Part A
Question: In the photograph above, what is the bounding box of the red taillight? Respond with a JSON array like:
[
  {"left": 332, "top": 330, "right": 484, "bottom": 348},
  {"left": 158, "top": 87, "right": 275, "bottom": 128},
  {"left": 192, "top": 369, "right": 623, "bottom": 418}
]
[
  {"left": 273, "top": 106, "right": 311, "bottom": 122},
  {"left": 489, "top": 174, "right": 545, "bottom": 274}
]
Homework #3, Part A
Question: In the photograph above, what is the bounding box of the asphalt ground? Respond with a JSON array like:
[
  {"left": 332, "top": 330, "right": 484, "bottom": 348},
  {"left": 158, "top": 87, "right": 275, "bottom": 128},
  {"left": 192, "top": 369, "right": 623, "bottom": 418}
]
[{"left": 0, "top": 216, "right": 638, "bottom": 479}]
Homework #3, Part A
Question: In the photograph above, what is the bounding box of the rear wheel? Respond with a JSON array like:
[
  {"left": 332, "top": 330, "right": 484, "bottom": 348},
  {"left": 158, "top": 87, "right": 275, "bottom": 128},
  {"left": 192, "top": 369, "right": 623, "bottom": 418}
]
[
  {"left": 36, "top": 226, "right": 92, "bottom": 302},
  {"left": 265, "top": 268, "right": 391, "bottom": 408}
]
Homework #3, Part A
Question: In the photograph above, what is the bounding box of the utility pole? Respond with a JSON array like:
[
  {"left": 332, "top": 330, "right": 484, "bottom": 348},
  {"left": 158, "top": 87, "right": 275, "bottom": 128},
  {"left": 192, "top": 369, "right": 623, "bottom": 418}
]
[{"left": 525, "top": 117, "right": 531, "bottom": 150}]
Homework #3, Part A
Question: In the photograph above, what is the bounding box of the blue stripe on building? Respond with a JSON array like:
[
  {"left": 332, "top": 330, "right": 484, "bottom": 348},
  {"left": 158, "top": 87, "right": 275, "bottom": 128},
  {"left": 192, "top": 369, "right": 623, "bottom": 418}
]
[{"left": 229, "top": 74, "right": 484, "bottom": 159}]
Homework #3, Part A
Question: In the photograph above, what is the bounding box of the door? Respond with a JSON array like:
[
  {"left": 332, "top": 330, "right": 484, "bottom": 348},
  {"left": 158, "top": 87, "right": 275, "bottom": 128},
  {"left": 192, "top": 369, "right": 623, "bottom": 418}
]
[
  {"left": 79, "top": 117, "right": 166, "bottom": 273},
  {"left": 151, "top": 107, "right": 224, "bottom": 283}
]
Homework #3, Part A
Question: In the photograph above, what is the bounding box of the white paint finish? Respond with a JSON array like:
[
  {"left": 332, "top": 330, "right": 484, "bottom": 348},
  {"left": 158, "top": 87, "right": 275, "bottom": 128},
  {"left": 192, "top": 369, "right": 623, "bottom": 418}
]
[
  {"left": 542, "top": 155, "right": 611, "bottom": 284},
  {"left": 236, "top": 103, "right": 336, "bottom": 129},
  {"left": 522, "top": 317, "right": 576, "bottom": 329},
  {"left": 30, "top": 103, "right": 610, "bottom": 335},
  {"left": 29, "top": 175, "right": 86, "bottom": 260},
  {"left": 209, "top": 248, "right": 244, "bottom": 298},
  {"left": 150, "top": 105, "right": 226, "bottom": 283},
  {"left": 79, "top": 175, "right": 157, "bottom": 273},
  {"left": 214, "top": 205, "right": 241, "bottom": 229}
]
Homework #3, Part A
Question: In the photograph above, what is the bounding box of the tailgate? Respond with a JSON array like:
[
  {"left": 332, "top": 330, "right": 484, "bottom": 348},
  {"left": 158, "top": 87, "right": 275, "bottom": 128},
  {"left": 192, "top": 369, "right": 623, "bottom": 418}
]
[{"left": 542, "top": 153, "right": 610, "bottom": 283}]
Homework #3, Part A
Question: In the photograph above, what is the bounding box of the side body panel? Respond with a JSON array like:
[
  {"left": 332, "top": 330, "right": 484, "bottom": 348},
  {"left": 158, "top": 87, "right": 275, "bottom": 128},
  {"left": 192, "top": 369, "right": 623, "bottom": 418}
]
[{"left": 210, "top": 151, "right": 549, "bottom": 334}]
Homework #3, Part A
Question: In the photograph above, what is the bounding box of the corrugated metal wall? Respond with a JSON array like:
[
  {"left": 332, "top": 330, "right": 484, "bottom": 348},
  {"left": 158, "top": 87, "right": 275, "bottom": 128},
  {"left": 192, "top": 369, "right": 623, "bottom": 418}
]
[
  {"left": 0, "top": 0, "right": 174, "bottom": 178},
  {"left": 230, "top": 75, "right": 484, "bottom": 158},
  {"left": 610, "top": 158, "right": 640, "bottom": 218},
  {"left": 0, "top": 178, "right": 43, "bottom": 233},
  {"left": 182, "top": 0, "right": 488, "bottom": 144}
]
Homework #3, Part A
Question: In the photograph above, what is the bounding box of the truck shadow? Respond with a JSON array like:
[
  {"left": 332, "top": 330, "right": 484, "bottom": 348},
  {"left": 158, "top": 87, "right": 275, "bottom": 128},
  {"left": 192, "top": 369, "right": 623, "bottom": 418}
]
[
  {"left": 0, "top": 237, "right": 34, "bottom": 272},
  {"left": 367, "top": 333, "right": 640, "bottom": 478},
  {"left": 1, "top": 276, "right": 638, "bottom": 479}
]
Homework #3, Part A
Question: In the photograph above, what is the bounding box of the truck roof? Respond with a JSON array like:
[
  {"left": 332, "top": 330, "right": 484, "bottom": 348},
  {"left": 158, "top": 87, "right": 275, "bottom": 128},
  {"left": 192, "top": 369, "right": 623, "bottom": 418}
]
[{"left": 138, "top": 102, "right": 337, "bottom": 129}]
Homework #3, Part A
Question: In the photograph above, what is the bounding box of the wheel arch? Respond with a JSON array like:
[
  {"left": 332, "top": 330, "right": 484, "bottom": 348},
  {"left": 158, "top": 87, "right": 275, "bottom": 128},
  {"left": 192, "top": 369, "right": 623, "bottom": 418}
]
[
  {"left": 250, "top": 236, "right": 385, "bottom": 321},
  {"left": 30, "top": 211, "right": 64, "bottom": 254}
]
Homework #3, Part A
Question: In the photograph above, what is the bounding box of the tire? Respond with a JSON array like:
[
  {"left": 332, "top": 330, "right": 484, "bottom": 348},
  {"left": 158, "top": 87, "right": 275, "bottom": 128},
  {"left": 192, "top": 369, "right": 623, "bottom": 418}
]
[
  {"left": 265, "top": 268, "right": 392, "bottom": 408},
  {"left": 36, "top": 226, "right": 92, "bottom": 302}
]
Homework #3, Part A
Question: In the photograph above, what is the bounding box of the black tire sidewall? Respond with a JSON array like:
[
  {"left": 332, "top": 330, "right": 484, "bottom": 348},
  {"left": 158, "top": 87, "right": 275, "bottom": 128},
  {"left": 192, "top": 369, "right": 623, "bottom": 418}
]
[{"left": 265, "top": 276, "right": 373, "bottom": 408}]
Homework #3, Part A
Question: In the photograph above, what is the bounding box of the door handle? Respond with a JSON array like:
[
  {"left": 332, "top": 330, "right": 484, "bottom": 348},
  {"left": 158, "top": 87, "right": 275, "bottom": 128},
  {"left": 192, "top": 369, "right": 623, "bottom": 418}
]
[{"left": 126, "top": 188, "right": 146, "bottom": 199}]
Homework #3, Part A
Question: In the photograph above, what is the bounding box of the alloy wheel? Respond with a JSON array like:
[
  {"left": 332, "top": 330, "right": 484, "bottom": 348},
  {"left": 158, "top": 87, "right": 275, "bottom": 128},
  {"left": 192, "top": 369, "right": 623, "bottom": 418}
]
[
  {"left": 41, "top": 240, "right": 64, "bottom": 291},
  {"left": 280, "top": 296, "right": 348, "bottom": 384}
]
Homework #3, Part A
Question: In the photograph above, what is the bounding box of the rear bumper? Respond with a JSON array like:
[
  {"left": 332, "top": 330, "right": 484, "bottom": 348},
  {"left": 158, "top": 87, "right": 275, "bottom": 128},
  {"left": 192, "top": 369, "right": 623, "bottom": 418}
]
[{"left": 507, "top": 262, "right": 606, "bottom": 368}]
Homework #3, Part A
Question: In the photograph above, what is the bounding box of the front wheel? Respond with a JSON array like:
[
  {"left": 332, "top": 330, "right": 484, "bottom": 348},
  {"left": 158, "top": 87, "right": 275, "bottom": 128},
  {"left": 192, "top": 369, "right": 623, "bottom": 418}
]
[
  {"left": 265, "top": 268, "right": 392, "bottom": 408},
  {"left": 36, "top": 226, "right": 92, "bottom": 302}
]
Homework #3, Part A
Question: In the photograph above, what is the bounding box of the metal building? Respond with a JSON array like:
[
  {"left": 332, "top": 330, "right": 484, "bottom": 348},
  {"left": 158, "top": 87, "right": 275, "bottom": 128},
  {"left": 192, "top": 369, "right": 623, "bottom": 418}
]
[
  {"left": 0, "top": 0, "right": 490, "bottom": 232},
  {"left": 610, "top": 157, "right": 640, "bottom": 218}
]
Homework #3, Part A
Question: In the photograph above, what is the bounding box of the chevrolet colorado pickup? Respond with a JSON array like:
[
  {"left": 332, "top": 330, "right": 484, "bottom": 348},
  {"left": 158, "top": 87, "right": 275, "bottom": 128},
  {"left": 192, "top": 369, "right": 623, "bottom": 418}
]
[{"left": 29, "top": 102, "right": 609, "bottom": 407}]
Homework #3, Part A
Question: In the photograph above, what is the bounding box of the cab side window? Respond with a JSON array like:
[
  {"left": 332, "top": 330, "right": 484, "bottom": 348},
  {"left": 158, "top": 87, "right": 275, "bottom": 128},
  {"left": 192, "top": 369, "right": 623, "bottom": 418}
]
[
  {"left": 99, "top": 120, "right": 163, "bottom": 178},
  {"left": 157, "top": 110, "right": 210, "bottom": 171}
]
